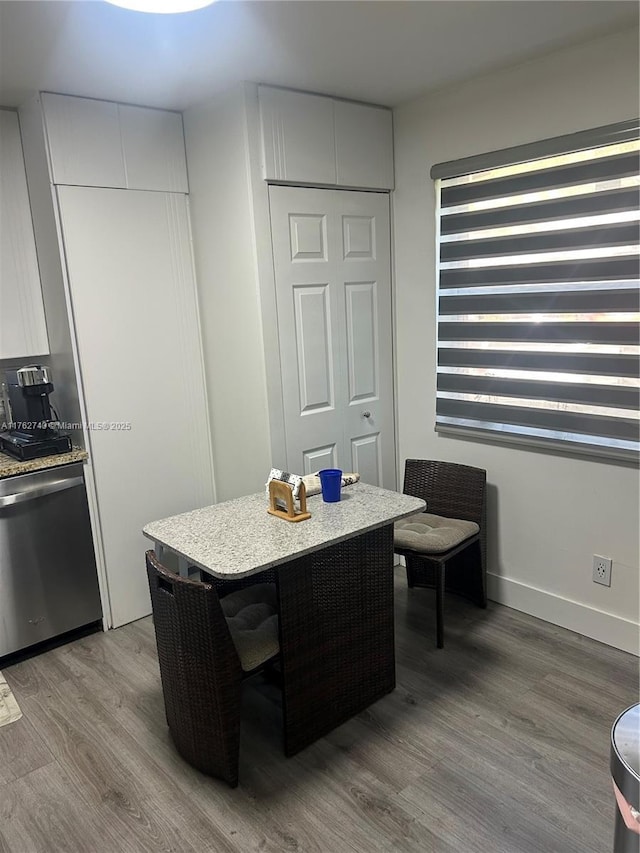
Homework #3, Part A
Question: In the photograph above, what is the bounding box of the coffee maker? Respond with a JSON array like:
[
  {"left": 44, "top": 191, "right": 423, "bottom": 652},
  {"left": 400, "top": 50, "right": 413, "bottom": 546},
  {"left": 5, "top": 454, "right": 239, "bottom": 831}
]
[{"left": 0, "top": 365, "right": 72, "bottom": 461}]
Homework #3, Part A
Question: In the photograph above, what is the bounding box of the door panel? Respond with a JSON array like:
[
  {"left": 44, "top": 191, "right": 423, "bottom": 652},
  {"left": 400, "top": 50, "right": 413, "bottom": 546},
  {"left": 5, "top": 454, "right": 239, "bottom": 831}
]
[
  {"left": 345, "top": 281, "right": 378, "bottom": 403},
  {"left": 270, "top": 187, "right": 348, "bottom": 477},
  {"left": 342, "top": 215, "right": 376, "bottom": 259},
  {"left": 338, "top": 191, "right": 395, "bottom": 488},
  {"left": 302, "top": 444, "right": 338, "bottom": 474},
  {"left": 350, "top": 433, "right": 383, "bottom": 487},
  {"left": 293, "top": 284, "right": 335, "bottom": 413},
  {"left": 270, "top": 186, "right": 395, "bottom": 488},
  {"left": 290, "top": 214, "right": 328, "bottom": 261}
]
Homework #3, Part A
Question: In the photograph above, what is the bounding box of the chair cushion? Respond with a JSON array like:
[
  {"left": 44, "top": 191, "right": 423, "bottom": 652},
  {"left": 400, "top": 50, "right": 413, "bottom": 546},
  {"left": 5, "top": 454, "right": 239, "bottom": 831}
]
[
  {"left": 220, "top": 583, "right": 279, "bottom": 672},
  {"left": 394, "top": 512, "right": 479, "bottom": 554}
]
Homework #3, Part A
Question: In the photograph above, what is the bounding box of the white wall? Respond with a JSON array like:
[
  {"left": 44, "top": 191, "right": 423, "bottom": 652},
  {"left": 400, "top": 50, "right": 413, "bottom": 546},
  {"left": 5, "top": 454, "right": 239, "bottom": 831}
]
[
  {"left": 183, "top": 87, "right": 272, "bottom": 501},
  {"left": 393, "top": 28, "right": 640, "bottom": 654}
]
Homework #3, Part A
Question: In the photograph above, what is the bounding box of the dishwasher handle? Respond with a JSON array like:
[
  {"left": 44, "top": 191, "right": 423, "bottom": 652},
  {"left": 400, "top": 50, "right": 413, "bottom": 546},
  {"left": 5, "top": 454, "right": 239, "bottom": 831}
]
[{"left": 0, "top": 475, "right": 85, "bottom": 508}]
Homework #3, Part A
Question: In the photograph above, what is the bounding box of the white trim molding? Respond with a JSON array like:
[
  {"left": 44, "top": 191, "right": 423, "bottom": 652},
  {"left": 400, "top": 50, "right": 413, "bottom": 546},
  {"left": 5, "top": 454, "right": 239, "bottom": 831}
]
[{"left": 488, "top": 572, "right": 639, "bottom": 656}]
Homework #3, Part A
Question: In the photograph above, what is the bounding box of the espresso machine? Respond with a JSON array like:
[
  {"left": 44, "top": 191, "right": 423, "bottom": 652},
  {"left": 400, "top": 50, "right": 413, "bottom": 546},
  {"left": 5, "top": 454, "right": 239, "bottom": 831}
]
[{"left": 0, "top": 365, "right": 72, "bottom": 461}]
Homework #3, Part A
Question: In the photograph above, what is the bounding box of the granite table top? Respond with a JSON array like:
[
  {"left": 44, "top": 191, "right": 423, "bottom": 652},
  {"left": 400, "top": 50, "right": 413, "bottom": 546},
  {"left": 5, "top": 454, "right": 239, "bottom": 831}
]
[
  {"left": 143, "top": 482, "right": 426, "bottom": 579},
  {"left": 0, "top": 448, "right": 88, "bottom": 480}
]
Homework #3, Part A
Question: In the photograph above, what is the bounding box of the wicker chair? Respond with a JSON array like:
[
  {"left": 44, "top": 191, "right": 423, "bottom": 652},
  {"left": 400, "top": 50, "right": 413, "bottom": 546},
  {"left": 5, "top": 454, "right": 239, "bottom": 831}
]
[
  {"left": 393, "top": 460, "right": 487, "bottom": 648},
  {"left": 145, "top": 550, "right": 279, "bottom": 787}
]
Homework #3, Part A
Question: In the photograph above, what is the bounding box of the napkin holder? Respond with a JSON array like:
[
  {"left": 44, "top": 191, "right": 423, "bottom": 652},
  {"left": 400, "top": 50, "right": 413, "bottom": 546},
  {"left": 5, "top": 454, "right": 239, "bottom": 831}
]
[{"left": 267, "top": 479, "right": 311, "bottom": 523}]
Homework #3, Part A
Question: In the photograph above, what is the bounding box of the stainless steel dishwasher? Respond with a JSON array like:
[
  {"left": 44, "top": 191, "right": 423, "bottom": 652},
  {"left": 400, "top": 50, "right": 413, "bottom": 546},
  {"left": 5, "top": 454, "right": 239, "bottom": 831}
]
[{"left": 0, "top": 462, "right": 102, "bottom": 658}]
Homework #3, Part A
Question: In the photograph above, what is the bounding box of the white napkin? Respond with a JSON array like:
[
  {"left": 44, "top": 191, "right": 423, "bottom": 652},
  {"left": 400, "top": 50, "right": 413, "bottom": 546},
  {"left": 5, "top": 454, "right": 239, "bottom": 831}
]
[{"left": 302, "top": 472, "right": 360, "bottom": 497}]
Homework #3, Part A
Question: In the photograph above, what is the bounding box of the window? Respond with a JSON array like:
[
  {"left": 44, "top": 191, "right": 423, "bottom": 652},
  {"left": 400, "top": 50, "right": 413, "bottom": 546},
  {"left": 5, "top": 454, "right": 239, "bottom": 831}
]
[{"left": 432, "top": 120, "right": 640, "bottom": 462}]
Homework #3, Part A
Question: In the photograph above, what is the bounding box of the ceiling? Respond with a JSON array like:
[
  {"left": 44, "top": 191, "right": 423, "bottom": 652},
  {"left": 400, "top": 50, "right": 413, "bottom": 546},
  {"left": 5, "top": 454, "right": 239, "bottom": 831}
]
[{"left": 0, "top": 1, "right": 637, "bottom": 111}]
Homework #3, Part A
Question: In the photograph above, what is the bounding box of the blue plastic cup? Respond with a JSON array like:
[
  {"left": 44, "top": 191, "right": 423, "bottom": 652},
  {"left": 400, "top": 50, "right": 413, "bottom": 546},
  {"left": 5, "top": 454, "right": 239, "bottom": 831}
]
[{"left": 318, "top": 469, "right": 342, "bottom": 502}]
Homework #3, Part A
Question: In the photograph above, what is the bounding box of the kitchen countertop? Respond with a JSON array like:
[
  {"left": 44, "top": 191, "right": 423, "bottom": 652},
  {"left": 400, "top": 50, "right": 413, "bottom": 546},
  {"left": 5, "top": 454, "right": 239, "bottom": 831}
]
[
  {"left": 143, "top": 481, "right": 426, "bottom": 579},
  {"left": 0, "top": 448, "right": 88, "bottom": 479}
]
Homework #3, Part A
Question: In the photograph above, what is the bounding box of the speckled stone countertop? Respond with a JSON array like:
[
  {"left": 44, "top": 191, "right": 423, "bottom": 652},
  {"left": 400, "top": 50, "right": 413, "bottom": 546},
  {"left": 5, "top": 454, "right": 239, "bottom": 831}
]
[
  {"left": 0, "top": 448, "right": 88, "bottom": 480},
  {"left": 143, "top": 482, "right": 425, "bottom": 579}
]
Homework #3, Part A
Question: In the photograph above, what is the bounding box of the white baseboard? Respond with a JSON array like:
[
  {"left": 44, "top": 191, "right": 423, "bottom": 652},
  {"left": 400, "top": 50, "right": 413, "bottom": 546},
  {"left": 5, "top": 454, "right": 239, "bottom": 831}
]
[{"left": 487, "top": 572, "right": 639, "bottom": 656}]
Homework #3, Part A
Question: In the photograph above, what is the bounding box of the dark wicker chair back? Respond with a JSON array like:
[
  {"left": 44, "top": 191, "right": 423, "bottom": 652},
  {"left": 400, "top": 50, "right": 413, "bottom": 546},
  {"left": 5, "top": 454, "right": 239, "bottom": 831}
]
[
  {"left": 397, "top": 460, "right": 487, "bottom": 648},
  {"left": 403, "top": 458, "right": 486, "bottom": 526},
  {"left": 145, "top": 550, "right": 243, "bottom": 787}
]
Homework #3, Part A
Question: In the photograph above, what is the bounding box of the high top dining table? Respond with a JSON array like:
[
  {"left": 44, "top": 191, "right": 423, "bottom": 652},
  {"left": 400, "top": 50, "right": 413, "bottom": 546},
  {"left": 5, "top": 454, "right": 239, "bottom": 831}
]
[{"left": 143, "top": 482, "right": 425, "bottom": 756}]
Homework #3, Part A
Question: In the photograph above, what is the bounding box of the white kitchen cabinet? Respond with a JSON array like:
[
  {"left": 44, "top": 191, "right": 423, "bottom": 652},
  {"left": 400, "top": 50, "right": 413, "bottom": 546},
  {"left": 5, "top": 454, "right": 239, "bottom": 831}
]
[
  {"left": 0, "top": 109, "right": 49, "bottom": 359},
  {"left": 42, "top": 93, "right": 188, "bottom": 192},
  {"left": 118, "top": 104, "right": 188, "bottom": 192},
  {"left": 17, "top": 92, "right": 213, "bottom": 629},
  {"left": 259, "top": 86, "right": 336, "bottom": 185},
  {"left": 334, "top": 100, "right": 394, "bottom": 190},
  {"left": 258, "top": 86, "right": 394, "bottom": 189},
  {"left": 41, "top": 94, "right": 125, "bottom": 188},
  {"left": 57, "top": 186, "right": 213, "bottom": 628}
]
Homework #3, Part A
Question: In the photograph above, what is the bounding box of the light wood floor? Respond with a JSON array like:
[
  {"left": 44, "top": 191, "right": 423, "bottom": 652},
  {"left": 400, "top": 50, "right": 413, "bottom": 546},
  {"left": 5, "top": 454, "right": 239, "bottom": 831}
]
[{"left": 1, "top": 569, "right": 637, "bottom": 853}]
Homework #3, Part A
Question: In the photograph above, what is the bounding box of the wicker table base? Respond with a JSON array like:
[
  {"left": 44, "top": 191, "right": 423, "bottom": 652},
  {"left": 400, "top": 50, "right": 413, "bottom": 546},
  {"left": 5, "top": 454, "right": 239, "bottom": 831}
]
[{"left": 276, "top": 524, "right": 395, "bottom": 755}]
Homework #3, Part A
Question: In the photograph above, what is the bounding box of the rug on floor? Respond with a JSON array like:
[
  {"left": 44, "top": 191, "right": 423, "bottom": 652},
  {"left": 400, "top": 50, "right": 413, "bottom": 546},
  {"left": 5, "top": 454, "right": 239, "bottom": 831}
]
[{"left": 0, "top": 672, "right": 22, "bottom": 727}]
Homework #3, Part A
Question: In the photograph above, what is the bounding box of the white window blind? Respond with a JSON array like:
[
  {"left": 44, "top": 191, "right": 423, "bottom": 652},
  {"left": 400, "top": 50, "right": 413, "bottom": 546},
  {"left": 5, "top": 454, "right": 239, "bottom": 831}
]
[{"left": 432, "top": 120, "right": 640, "bottom": 462}]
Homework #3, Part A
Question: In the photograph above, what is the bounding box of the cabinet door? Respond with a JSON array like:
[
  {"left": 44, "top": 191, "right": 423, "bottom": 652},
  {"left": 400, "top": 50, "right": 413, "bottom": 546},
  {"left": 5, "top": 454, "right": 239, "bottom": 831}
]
[
  {"left": 118, "top": 105, "right": 188, "bottom": 193},
  {"left": 334, "top": 101, "right": 394, "bottom": 190},
  {"left": 42, "top": 94, "right": 188, "bottom": 192},
  {"left": 0, "top": 110, "right": 49, "bottom": 359},
  {"left": 42, "top": 93, "right": 127, "bottom": 188},
  {"left": 57, "top": 186, "right": 214, "bottom": 627},
  {"left": 259, "top": 86, "right": 336, "bottom": 184}
]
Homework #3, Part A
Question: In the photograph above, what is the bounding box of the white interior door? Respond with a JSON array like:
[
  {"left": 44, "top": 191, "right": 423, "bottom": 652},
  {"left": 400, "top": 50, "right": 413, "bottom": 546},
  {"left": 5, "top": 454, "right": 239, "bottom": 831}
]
[
  {"left": 269, "top": 185, "right": 395, "bottom": 487},
  {"left": 57, "top": 186, "right": 214, "bottom": 627}
]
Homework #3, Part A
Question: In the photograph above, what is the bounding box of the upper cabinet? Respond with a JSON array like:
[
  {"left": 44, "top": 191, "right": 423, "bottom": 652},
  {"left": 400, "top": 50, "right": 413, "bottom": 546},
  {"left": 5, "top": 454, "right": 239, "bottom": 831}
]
[
  {"left": 0, "top": 110, "right": 49, "bottom": 359},
  {"left": 41, "top": 96, "right": 124, "bottom": 189},
  {"left": 334, "top": 100, "right": 394, "bottom": 191},
  {"left": 118, "top": 105, "right": 189, "bottom": 193},
  {"left": 258, "top": 86, "right": 394, "bottom": 190},
  {"left": 41, "top": 93, "right": 189, "bottom": 193},
  {"left": 259, "top": 87, "right": 336, "bottom": 185}
]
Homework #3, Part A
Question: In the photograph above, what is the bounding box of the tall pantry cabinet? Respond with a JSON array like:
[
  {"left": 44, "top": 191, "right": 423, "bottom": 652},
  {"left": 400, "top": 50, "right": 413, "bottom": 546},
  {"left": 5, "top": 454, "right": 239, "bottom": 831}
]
[{"left": 20, "top": 93, "right": 214, "bottom": 628}]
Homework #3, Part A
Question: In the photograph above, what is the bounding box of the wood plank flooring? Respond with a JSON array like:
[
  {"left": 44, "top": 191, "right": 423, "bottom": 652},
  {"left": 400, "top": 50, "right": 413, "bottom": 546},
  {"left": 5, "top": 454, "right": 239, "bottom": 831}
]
[{"left": 1, "top": 568, "right": 637, "bottom": 853}]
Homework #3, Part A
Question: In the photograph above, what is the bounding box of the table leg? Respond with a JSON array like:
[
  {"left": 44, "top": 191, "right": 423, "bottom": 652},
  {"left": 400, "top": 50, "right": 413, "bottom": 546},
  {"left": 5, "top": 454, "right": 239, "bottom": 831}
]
[{"left": 276, "top": 524, "right": 395, "bottom": 756}]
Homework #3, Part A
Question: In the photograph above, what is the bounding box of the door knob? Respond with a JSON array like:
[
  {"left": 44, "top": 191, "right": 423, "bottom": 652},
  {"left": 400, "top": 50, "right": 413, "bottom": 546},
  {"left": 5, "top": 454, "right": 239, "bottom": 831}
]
[{"left": 362, "top": 411, "right": 371, "bottom": 418}]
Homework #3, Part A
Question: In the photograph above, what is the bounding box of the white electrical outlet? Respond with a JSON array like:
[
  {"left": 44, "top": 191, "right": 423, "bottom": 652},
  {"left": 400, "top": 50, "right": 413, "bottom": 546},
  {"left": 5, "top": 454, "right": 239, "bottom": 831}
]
[{"left": 593, "top": 555, "right": 612, "bottom": 587}]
